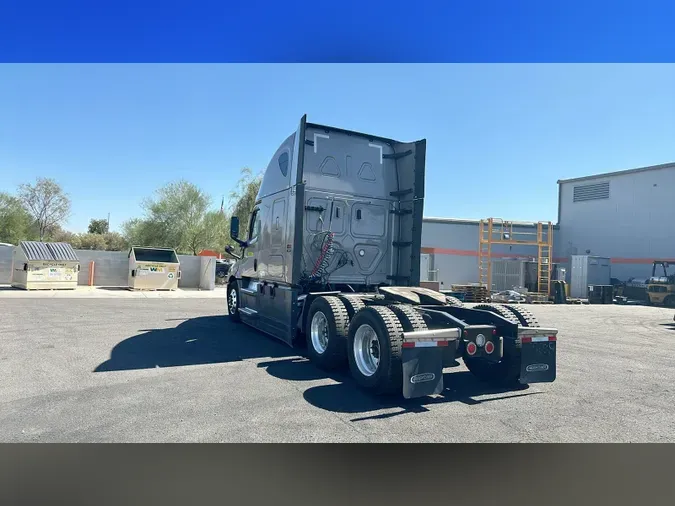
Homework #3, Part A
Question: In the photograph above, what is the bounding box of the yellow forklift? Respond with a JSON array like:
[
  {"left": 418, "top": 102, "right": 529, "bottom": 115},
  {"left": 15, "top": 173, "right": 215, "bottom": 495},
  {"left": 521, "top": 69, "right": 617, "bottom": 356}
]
[{"left": 646, "top": 260, "right": 675, "bottom": 307}]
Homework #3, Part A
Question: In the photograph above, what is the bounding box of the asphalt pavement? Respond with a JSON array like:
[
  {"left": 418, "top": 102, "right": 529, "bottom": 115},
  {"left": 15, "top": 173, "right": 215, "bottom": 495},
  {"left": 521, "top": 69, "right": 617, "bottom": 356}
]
[{"left": 1, "top": 298, "right": 674, "bottom": 442}]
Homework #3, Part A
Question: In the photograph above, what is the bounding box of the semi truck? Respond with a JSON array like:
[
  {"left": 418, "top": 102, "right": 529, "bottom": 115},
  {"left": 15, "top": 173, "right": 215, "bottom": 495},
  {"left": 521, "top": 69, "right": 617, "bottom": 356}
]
[{"left": 225, "top": 115, "right": 558, "bottom": 399}]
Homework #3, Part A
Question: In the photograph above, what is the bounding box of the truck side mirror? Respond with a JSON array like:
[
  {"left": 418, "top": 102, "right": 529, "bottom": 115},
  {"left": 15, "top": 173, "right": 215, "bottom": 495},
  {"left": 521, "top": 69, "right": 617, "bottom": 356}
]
[
  {"left": 225, "top": 245, "right": 241, "bottom": 260},
  {"left": 230, "top": 216, "right": 240, "bottom": 240}
]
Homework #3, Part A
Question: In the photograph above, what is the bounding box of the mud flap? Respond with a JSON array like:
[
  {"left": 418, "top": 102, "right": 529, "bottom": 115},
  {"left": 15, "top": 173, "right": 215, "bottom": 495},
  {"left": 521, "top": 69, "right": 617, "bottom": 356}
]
[
  {"left": 402, "top": 347, "right": 445, "bottom": 399},
  {"left": 519, "top": 340, "right": 557, "bottom": 384}
]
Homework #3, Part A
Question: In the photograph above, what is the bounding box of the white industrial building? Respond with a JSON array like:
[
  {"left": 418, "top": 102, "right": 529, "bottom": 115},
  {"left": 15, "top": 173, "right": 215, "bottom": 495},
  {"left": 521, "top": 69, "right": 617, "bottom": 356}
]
[
  {"left": 421, "top": 161, "right": 675, "bottom": 290},
  {"left": 556, "top": 161, "right": 675, "bottom": 281}
]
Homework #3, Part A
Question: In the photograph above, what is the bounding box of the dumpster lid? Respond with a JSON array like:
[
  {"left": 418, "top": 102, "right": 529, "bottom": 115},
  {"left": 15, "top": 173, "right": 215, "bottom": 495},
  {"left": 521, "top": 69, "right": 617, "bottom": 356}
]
[
  {"left": 129, "top": 246, "right": 179, "bottom": 263},
  {"left": 20, "top": 241, "right": 79, "bottom": 262}
]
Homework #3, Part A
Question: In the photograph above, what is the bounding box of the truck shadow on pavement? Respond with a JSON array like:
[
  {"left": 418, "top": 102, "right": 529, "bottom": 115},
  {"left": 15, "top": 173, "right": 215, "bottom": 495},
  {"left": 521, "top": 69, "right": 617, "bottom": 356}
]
[
  {"left": 259, "top": 358, "right": 539, "bottom": 421},
  {"left": 95, "top": 314, "right": 540, "bottom": 419},
  {"left": 94, "top": 315, "right": 295, "bottom": 372}
]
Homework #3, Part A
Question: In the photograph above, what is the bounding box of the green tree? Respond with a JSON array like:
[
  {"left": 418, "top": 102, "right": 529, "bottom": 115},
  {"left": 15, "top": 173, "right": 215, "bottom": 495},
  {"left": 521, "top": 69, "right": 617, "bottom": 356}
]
[
  {"left": 228, "top": 167, "right": 263, "bottom": 242},
  {"left": 198, "top": 210, "right": 230, "bottom": 253},
  {"left": 0, "top": 192, "right": 36, "bottom": 244},
  {"left": 17, "top": 177, "right": 72, "bottom": 241},
  {"left": 102, "top": 231, "right": 129, "bottom": 251},
  {"left": 122, "top": 218, "right": 160, "bottom": 248},
  {"left": 49, "top": 227, "right": 82, "bottom": 248},
  {"left": 88, "top": 218, "right": 109, "bottom": 234},
  {"left": 122, "top": 179, "right": 223, "bottom": 255},
  {"left": 78, "top": 233, "right": 108, "bottom": 250}
]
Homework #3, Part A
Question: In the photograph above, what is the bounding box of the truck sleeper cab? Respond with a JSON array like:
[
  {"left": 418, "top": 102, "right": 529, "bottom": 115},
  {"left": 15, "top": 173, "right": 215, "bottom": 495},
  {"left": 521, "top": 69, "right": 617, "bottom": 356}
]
[{"left": 226, "top": 115, "right": 558, "bottom": 399}]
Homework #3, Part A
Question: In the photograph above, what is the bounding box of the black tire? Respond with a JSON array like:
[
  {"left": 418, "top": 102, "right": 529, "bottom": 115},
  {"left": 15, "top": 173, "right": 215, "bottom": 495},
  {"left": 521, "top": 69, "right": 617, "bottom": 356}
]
[
  {"left": 387, "top": 304, "right": 427, "bottom": 332},
  {"left": 465, "top": 304, "right": 521, "bottom": 385},
  {"left": 473, "top": 303, "right": 520, "bottom": 325},
  {"left": 502, "top": 304, "right": 540, "bottom": 327},
  {"left": 464, "top": 353, "right": 521, "bottom": 386},
  {"left": 227, "top": 281, "right": 241, "bottom": 323},
  {"left": 663, "top": 295, "right": 675, "bottom": 308},
  {"left": 305, "top": 296, "right": 350, "bottom": 370},
  {"left": 338, "top": 295, "right": 366, "bottom": 319},
  {"left": 445, "top": 295, "right": 464, "bottom": 307},
  {"left": 347, "top": 306, "right": 405, "bottom": 395}
]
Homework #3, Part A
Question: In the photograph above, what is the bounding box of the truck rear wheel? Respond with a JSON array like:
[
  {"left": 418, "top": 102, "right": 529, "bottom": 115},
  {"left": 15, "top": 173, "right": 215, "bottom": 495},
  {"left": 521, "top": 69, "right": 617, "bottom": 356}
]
[
  {"left": 464, "top": 353, "right": 521, "bottom": 386},
  {"left": 305, "top": 296, "right": 350, "bottom": 370},
  {"left": 465, "top": 304, "right": 522, "bottom": 385},
  {"left": 339, "top": 295, "right": 366, "bottom": 319},
  {"left": 473, "top": 304, "right": 520, "bottom": 325},
  {"left": 502, "top": 304, "right": 540, "bottom": 327},
  {"left": 347, "top": 306, "right": 404, "bottom": 395},
  {"left": 227, "top": 281, "right": 241, "bottom": 323},
  {"left": 445, "top": 295, "right": 464, "bottom": 307},
  {"left": 387, "top": 304, "right": 427, "bottom": 332}
]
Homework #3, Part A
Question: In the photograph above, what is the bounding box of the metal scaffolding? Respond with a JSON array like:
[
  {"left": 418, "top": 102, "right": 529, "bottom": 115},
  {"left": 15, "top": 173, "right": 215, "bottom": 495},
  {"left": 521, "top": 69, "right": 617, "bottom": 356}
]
[{"left": 478, "top": 218, "right": 553, "bottom": 297}]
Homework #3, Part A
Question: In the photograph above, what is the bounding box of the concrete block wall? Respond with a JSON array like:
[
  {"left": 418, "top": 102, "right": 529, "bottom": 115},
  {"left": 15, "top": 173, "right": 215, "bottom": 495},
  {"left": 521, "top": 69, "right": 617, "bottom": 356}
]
[
  {"left": 0, "top": 246, "right": 212, "bottom": 289},
  {"left": 0, "top": 245, "right": 12, "bottom": 284},
  {"left": 77, "top": 250, "right": 129, "bottom": 287},
  {"left": 176, "top": 255, "right": 202, "bottom": 289}
]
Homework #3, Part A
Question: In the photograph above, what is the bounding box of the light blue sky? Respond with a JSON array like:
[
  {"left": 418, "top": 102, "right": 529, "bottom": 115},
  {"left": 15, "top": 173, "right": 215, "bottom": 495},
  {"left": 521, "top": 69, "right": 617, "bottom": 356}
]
[{"left": 1, "top": 64, "right": 674, "bottom": 233}]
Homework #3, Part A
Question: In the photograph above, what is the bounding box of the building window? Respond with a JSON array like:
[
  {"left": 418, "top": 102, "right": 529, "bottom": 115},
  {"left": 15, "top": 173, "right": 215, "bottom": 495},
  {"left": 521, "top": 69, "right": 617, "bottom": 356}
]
[
  {"left": 278, "top": 151, "right": 289, "bottom": 177},
  {"left": 573, "top": 181, "right": 610, "bottom": 202}
]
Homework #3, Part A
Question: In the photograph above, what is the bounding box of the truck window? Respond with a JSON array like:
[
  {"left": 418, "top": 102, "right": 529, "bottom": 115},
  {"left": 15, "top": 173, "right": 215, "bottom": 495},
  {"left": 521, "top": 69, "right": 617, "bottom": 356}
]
[
  {"left": 271, "top": 199, "right": 285, "bottom": 246},
  {"left": 248, "top": 209, "right": 261, "bottom": 242},
  {"left": 278, "top": 151, "right": 289, "bottom": 177}
]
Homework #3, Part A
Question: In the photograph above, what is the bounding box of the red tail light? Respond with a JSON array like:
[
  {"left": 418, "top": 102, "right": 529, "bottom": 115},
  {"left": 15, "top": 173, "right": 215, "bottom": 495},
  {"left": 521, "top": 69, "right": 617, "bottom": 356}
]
[
  {"left": 466, "top": 342, "right": 477, "bottom": 356},
  {"left": 485, "top": 341, "right": 495, "bottom": 354}
]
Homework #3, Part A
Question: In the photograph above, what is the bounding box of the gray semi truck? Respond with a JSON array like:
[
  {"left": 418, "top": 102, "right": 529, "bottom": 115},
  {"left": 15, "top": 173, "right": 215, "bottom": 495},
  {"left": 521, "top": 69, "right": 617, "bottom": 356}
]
[{"left": 225, "top": 115, "right": 558, "bottom": 399}]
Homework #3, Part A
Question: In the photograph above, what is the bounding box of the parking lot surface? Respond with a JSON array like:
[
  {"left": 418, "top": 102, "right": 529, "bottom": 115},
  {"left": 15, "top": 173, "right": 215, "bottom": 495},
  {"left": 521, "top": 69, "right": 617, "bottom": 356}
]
[{"left": 1, "top": 298, "right": 674, "bottom": 442}]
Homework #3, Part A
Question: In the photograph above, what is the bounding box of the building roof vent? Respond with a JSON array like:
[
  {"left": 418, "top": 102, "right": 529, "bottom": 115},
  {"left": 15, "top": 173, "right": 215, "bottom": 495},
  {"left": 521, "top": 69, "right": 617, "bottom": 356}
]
[{"left": 573, "top": 181, "right": 610, "bottom": 202}]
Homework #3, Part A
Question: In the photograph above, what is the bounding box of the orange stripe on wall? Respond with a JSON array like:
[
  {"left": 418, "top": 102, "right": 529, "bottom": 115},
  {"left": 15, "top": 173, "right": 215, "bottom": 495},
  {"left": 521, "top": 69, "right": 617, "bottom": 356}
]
[
  {"left": 611, "top": 257, "right": 675, "bottom": 264},
  {"left": 422, "top": 247, "right": 675, "bottom": 265},
  {"left": 421, "top": 247, "right": 476, "bottom": 256},
  {"left": 421, "top": 247, "right": 545, "bottom": 260}
]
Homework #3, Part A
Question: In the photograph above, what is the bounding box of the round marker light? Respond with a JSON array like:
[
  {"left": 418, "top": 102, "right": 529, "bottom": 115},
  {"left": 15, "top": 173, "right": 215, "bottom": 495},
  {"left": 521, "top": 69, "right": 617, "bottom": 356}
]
[
  {"left": 466, "top": 342, "right": 477, "bottom": 356},
  {"left": 485, "top": 341, "right": 495, "bottom": 354},
  {"left": 476, "top": 334, "right": 486, "bottom": 347}
]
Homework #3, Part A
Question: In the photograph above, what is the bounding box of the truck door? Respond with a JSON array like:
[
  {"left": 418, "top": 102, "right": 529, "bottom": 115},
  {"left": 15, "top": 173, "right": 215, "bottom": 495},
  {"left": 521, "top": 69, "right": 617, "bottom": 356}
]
[
  {"left": 258, "top": 195, "right": 295, "bottom": 343},
  {"left": 420, "top": 253, "right": 431, "bottom": 282},
  {"left": 238, "top": 207, "right": 263, "bottom": 321}
]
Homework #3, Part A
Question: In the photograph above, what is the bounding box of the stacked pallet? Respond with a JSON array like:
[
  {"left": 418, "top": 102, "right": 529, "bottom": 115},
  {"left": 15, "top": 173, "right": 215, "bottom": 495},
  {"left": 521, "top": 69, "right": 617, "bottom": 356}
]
[{"left": 450, "top": 284, "right": 490, "bottom": 303}]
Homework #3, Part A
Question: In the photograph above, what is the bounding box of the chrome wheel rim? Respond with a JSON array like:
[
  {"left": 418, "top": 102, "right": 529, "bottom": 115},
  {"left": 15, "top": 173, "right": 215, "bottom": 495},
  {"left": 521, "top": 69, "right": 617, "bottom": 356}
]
[
  {"left": 228, "top": 287, "right": 237, "bottom": 314},
  {"left": 310, "top": 311, "right": 329, "bottom": 354},
  {"left": 353, "top": 324, "right": 380, "bottom": 377}
]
